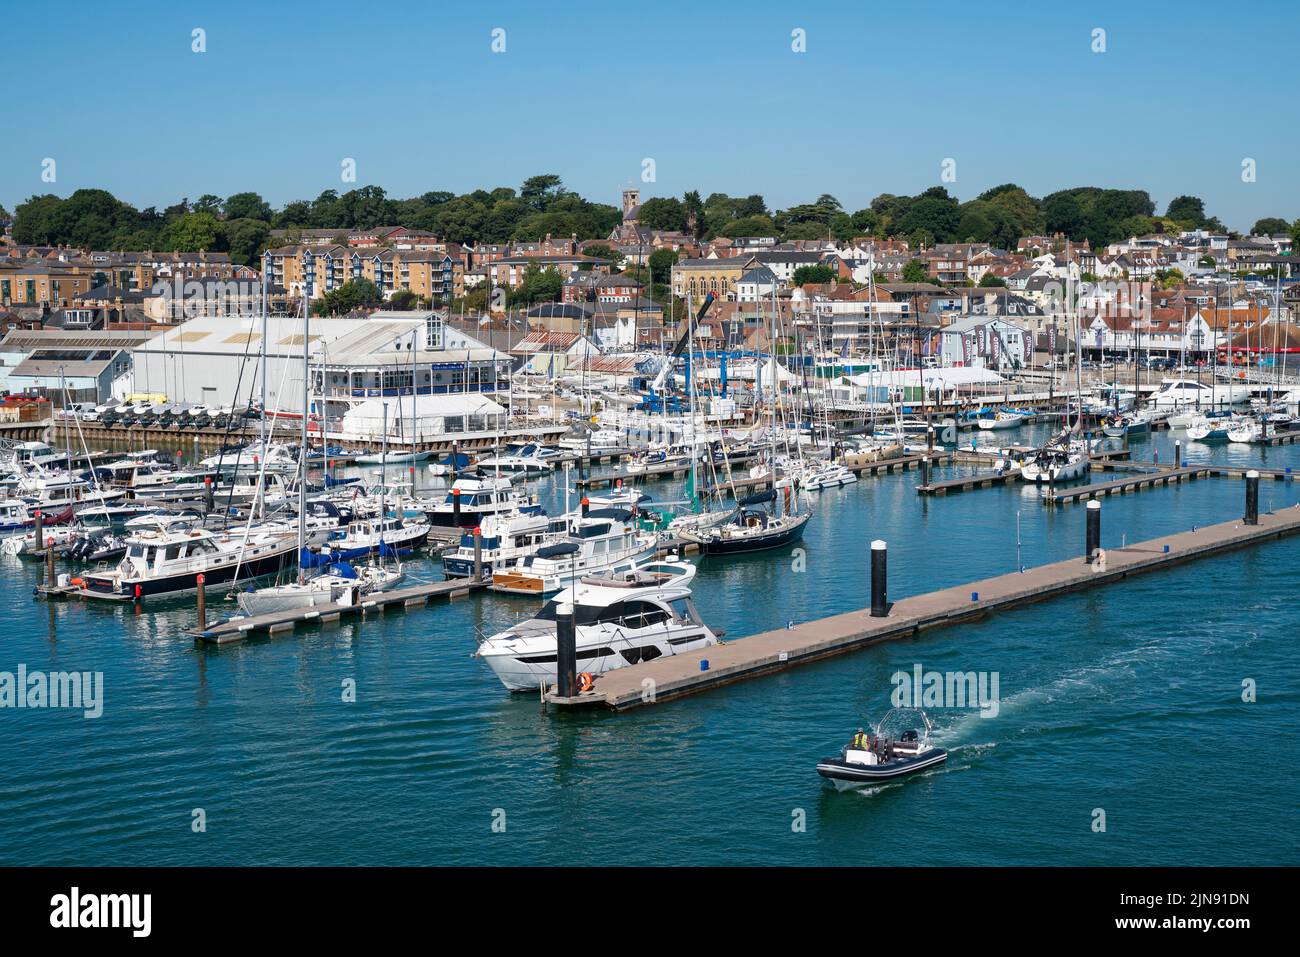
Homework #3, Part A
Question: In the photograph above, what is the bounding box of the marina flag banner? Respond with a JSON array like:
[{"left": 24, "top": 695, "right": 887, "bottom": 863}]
[
  {"left": 977, "top": 324, "right": 987, "bottom": 357},
  {"left": 1047, "top": 324, "right": 1057, "bottom": 354},
  {"left": 1022, "top": 329, "right": 1032, "bottom": 363}
]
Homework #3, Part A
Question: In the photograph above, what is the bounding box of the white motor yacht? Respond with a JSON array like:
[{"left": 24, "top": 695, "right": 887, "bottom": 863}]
[
  {"left": 441, "top": 509, "right": 567, "bottom": 578},
  {"left": 476, "top": 560, "right": 714, "bottom": 691},
  {"left": 80, "top": 526, "right": 299, "bottom": 599},
  {"left": 489, "top": 508, "right": 658, "bottom": 595}
]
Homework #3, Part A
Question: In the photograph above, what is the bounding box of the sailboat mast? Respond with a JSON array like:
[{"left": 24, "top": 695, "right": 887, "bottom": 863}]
[{"left": 298, "top": 290, "right": 310, "bottom": 584}]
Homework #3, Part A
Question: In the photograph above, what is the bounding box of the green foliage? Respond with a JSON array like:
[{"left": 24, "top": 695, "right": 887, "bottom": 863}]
[
  {"left": 520, "top": 174, "right": 567, "bottom": 210},
  {"left": 313, "top": 279, "right": 382, "bottom": 316},
  {"left": 902, "top": 259, "right": 930, "bottom": 283},
  {"left": 580, "top": 244, "right": 620, "bottom": 268},
  {"left": 1252, "top": 217, "right": 1289, "bottom": 236},
  {"left": 636, "top": 197, "right": 687, "bottom": 231},
  {"left": 507, "top": 265, "right": 563, "bottom": 305},
  {"left": 1165, "top": 195, "right": 1206, "bottom": 225},
  {"left": 161, "top": 212, "right": 222, "bottom": 252},
  {"left": 223, "top": 192, "right": 273, "bottom": 221},
  {"left": 387, "top": 288, "right": 420, "bottom": 310},
  {"left": 792, "top": 264, "right": 835, "bottom": 286},
  {"left": 977, "top": 271, "right": 1007, "bottom": 287},
  {"left": 648, "top": 248, "right": 678, "bottom": 285},
  {"left": 223, "top": 218, "right": 270, "bottom": 266},
  {"left": 1040, "top": 187, "right": 1156, "bottom": 247},
  {"left": 722, "top": 215, "right": 779, "bottom": 238},
  {"left": 1154, "top": 267, "right": 1185, "bottom": 289}
]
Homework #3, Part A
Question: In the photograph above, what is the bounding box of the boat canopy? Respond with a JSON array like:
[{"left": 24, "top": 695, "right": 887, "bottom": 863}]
[
  {"left": 739, "top": 490, "right": 776, "bottom": 507},
  {"left": 537, "top": 542, "right": 580, "bottom": 557}
]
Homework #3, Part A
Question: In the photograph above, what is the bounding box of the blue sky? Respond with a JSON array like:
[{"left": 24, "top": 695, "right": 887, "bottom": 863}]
[{"left": 3, "top": 0, "right": 1295, "bottom": 230}]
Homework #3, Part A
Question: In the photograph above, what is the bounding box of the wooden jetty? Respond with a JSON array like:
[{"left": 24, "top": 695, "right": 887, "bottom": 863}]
[
  {"left": 188, "top": 578, "right": 490, "bottom": 644},
  {"left": 917, "top": 467, "right": 1019, "bottom": 495},
  {"left": 548, "top": 504, "right": 1300, "bottom": 712},
  {"left": 1045, "top": 466, "right": 1210, "bottom": 505}
]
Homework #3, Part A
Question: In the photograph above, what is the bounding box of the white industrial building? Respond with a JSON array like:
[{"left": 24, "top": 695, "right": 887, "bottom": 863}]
[{"left": 128, "top": 311, "right": 510, "bottom": 434}]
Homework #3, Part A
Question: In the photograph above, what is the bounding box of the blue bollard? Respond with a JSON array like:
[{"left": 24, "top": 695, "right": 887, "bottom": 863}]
[
  {"left": 971, "top": 591, "right": 979, "bottom": 602},
  {"left": 1163, "top": 544, "right": 1170, "bottom": 553},
  {"left": 699, "top": 659, "right": 709, "bottom": 672}
]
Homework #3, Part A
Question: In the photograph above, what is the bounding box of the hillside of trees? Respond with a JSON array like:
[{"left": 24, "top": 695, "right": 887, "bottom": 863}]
[{"left": 7, "top": 175, "right": 1297, "bottom": 269}]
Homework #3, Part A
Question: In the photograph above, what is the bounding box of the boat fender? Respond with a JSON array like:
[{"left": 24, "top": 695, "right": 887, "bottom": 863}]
[{"left": 578, "top": 671, "right": 594, "bottom": 693}]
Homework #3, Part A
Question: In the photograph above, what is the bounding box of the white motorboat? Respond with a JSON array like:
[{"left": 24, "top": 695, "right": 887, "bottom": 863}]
[
  {"left": 489, "top": 508, "right": 658, "bottom": 595},
  {"left": 473, "top": 443, "right": 556, "bottom": 476},
  {"left": 1152, "top": 378, "right": 1250, "bottom": 411},
  {"left": 816, "top": 709, "right": 948, "bottom": 791},
  {"left": 422, "top": 473, "right": 537, "bottom": 528},
  {"left": 476, "top": 560, "right": 714, "bottom": 691},
  {"left": 200, "top": 442, "right": 298, "bottom": 473},
  {"left": 80, "top": 526, "right": 299, "bottom": 599},
  {"left": 556, "top": 427, "right": 624, "bottom": 452},
  {"left": 321, "top": 515, "right": 430, "bottom": 558},
  {"left": 441, "top": 509, "right": 568, "bottom": 578},
  {"left": 3, "top": 440, "right": 70, "bottom": 470},
  {"left": 235, "top": 561, "right": 404, "bottom": 616},
  {"left": 798, "top": 462, "right": 858, "bottom": 490},
  {"left": 352, "top": 449, "right": 432, "bottom": 465}
]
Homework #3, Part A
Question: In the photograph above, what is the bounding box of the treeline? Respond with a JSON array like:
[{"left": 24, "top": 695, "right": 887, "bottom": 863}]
[
  {"left": 7, "top": 176, "right": 1296, "bottom": 269},
  {"left": 7, "top": 174, "right": 621, "bottom": 267}
]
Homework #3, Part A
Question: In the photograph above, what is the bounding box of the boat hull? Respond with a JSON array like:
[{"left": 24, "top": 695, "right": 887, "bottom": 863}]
[
  {"left": 816, "top": 748, "right": 948, "bottom": 790},
  {"left": 689, "top": 513, "right": 810, "bottom": 555},
  {"left": 83, "top": 547, "right": 297, "bottom": 600}
]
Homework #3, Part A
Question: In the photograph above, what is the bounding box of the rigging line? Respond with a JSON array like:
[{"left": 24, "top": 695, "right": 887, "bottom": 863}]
[{"left": 208, "top": 304, "right": 265, "bottom": 512}]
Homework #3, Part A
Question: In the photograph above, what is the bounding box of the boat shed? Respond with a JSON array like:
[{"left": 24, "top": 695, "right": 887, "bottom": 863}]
[{"left": 128, "top": 311, "right": 506, "bottom": 419}]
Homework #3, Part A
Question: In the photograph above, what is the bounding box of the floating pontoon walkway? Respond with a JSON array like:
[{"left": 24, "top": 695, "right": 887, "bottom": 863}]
[
  {"left": 548, "top": 504, "right": 1300, "bottom": 712},
  {"left": 188, "top": 578, "right": 489, "bottom": 644},
  {"left": 1045, "top": 466, "right": 1210, "bottom": 505},
  {"left": 916, "top": 467, "right": 1020, "bottom": 495}
]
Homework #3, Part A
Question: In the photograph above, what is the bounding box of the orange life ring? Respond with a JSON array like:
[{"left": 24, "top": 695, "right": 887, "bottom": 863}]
[{"left": 578, "top": 671, "right": 594, "bottom": 693}]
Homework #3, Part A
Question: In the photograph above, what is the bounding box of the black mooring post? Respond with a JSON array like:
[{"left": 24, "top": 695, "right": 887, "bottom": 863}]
[
  {"left": 472, "top": 528, "right": 483, "bottom": 581},
  {"left": 1245, "top": 470, "right": 1259, "bottom": 526},
  {"left": 580, "top": 496, "right": 590, "bottom": 518},
  {"left": 1086, "top": 500, "right": 1101, "bottom": 563},
  {"left": 452, "top": 487, "right": 461, "bottom": 526},
  {"left": 919, "top": 454, "right": 930, "bottom": 488},
  {"left": 870, "top": 539, "right": 888, "bottom": 617},
  {"left": 555, "top": 602, "right": 578, "bottom": 697},
  {"left": 1174, "top": 439, "right": 1181, "bottom": 470}
]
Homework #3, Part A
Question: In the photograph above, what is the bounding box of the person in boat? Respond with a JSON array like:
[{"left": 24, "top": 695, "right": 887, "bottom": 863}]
[{"left": 851, "top": 728, "right": 870, "bottom": 750}]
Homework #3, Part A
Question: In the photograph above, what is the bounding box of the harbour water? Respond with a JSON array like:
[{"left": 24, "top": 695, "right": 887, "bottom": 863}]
[{"left": 3, "top": 425, "right": 1298, "bottom": 865}]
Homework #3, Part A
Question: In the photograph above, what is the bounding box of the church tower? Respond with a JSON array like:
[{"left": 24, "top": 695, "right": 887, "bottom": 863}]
[{"left": 622, "top": 188, "right": 641, "bottom": 223}]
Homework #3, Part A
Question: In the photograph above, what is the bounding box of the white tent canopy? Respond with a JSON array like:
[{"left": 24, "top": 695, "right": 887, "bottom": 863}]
[
  {"left": 847, "top": 366, "right": 1006, "bottom": 390},
  {"left": 697, "top": 357, "right": 799, "bottom": 386},
  {"left": 340, "top": 393, "right": 506, "bottom": 441}
]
